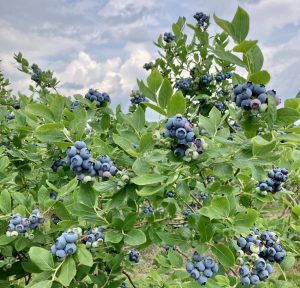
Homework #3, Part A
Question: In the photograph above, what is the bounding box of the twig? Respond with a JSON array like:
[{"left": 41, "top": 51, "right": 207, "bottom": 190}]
[
  {"left": 122, "top": 271, "right": 137, "bottom": 288},
  {"left": 191, "top": 193, "right": 203, "bottom": 208},
  {"left": 175, "top": 249, "right": 189, "bottom": 259}
]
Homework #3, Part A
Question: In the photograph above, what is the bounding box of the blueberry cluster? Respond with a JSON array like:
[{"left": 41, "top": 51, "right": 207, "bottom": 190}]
[
  {"left": 182, "top": 208, "right": 192, "bottom": 219},
  {"left": 163, "top": 32, "right": 175, "bottom": 43},
  {"left": 85, "top": 89, "right": 110, "bottom": 107},
  {"left": 232, "top": 82, "right": 281, "bottom": 112},
  {"left": 200, "top": 74, "right": 211, "bottom": 86},
  {"left": 51, "top": 159, "right": 66, "bottom": 172},
  {"left": 193, "top": 12, "right": 209, "bottom": 27},
  {"left": 164, "top": 114, "right": 195, "bottom": 145},
  {"left": 175, "top": 78, "right": 193, "bottom": 92},
  {"left": 70, "top": 100, "right": 79, "bottom": 112},
  {"left": 186, "top": 253, "right": 219, "bottom": 286},
  {"left": 257, "top": 168, "right": 288, "bottom": 195},
  {"left": 6, "top": 210, "right": 44, "bottom": 237},
  {"left": 214, "top": 102, "right": 226, "bottom": 112},
  {"left": 31, "top": 64, "right": 42, "bottom": 84},
  {"left": 82, "top": 227, "right": 105, "bottom": 249},
  {"left": 51, "top": 230, "right": 80, "bottom": 261},
  {"left": 143, "top": 205, "right": 153, "bottom": 213},
  {"left": 236, "top": 227, "right": 287, "bottom": 286},
  {"left": 198, "top": 192, "right": 207, "bottom": 201},
  {"left": 129, "top": 249, "right": 140, "bottom": 263},
  {"left": 163, "top": 245, "right": 177, "bottom": 251},
  {"left": 215, "top": 72, "right": 231, "bottom": 82},
  {"left": 143, "top": 62, "right": 154, "bottom": 70},
  {"left": 66, "top": 141, "right": 118, "bottom": 180},
  {"left": 130, "top": 90, "right": 149, "bottom": 106}
]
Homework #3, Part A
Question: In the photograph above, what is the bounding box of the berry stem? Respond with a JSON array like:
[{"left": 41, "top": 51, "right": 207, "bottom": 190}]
[{"left": 122, "top": 270, "right": 137, "bottom": 288}]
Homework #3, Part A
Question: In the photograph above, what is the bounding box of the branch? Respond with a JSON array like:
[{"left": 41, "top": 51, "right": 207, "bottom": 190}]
[{"left": 122, "top": 271, "right": 137, "bottom": 288}]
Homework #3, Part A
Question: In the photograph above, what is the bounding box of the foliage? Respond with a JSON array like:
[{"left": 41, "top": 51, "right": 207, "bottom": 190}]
[{"left": 0, "top": 7, "right": 299, "bottom": 288}]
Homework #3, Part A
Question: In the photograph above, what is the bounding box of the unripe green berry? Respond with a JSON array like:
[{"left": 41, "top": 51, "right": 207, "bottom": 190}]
[{"left": 11, "top": 231, "right": 18, "bottom": 237}]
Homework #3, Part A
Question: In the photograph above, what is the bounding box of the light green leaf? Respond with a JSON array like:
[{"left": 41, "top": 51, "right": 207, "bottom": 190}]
[
  {"left": 249, "top": 70, "right": 270, "bottom": 85},
  {"left": 105, "top": 231, "right": 123, "bottom": 243},
  {"left": 158, "top": 78, "right": 173, "bottom": 108},
  {"left": 131, "top": 106, "right": 145, "bottom": 131},
  {"left": 167, "top": 91, "right": 186, "bottom": 116},
  {"left": 251, "top": 136, "right": 276, "bottom": 156},
  {"left": 124, "top": 229, "right": 146, "bottom": 246},
  {"left": 284, "top": 98, "right": 300, "bottom": 112},
  {"left": 132, "top": 174, "right": 168, "bottom": 185},
  {"left": 28, "top": 280, "right": 52, "bottom": 288},
  {"left": 57, "top": 257, "right": 76, "bottom": 287},
  {"left": 276, "top": 108, "right": 300, "bottom": 126},
  {"left": 142, "top": 102, "right": 167, "bottom": 116},
  {"left": 231, "top": 7, "right": 249, "bottom": 43},
  {"left": 76, "top": 244, "right": 93, "bottom": 267},
  {"left": 26, "top": 103, "right": 54, "bottom": 121},
  {"left": 212, "top": 244, "right": 235, "bottom": 269},
  {"left": 0, "top": 190, "right": 11, "bottom": 213},
  {"left": 233, "top": 40, "right": 258, "bottom": 53},
  {"left": 147, "top": 69, "right": 163, "bottom": 92},
  {"left": 199, "top": 196, "right": 231, "bottom": 219},
  {"left": 214, "top": 48, "right": 246, "bottom": 68},
  {"left": 136, "top": 185, "right": 163, "bottom": 196},
  {"left": 243, "top": 45, "right": 263, "bottom": 73},
  {"left": 29, "top": 247, "right": 54, "bottom": 271},
  {"left": 137, "top": 79, "right": 156, "bottom": 102}
]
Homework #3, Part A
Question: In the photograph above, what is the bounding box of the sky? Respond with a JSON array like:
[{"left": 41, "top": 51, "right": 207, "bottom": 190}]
[{"left": 0, "top": 0, "right": 299, "bottom": 113}]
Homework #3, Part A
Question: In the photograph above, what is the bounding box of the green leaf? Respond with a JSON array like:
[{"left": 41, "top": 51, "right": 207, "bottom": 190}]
[
  {"left": 29, "top": 280, "right": 52, "bottom": 288},
  {"left": 132, "top": 158, "right": 151, "bottom": 176},
  {"left": 78, "top": 183, "right": 96, "bottom": 208},
  {"left": 199, "top": 196, "right": 231, "bottom": 219},
  {"left": 131, "top": 106, "right": 145, "bottom": 131},
  {"left": 0, "top": 235, "right": 15, "bottom": 246},
  {"left": 132, "top": 174, "right": 168, "bottom": 185},
  {"left": 231, "top": 7, "right": 249, "bottom": 43},
  {"left": 57, "top": 257, "right": 76, "bottom": 287},
  {"left": 231, "top": 73, "right": 247, "bottom": 85},
  {"left": 233, "top": 209, "right": 259, "bottom": 234},
  {"left": 157, "top": 232, "right": 186, "bottom": 246},
  {"left": 142, "top": 102, "right": 167, "bottom": 116},
  {"left": 137, "top": 80, "right": 156, "bottom": 102},
  {"left": 26, "top": 103, "right": 54, "bottom": 121},
  {"left": 276, "top": 108, "right": 300, "bottom": 126},
  {"left": 167, "top": 91, "right": 186, "bottom": 116},
  {"left": 251, "top": 136, "right": 276, "bottom": 156},
  {"left": 138, "top": 133, "right": 155, "bottom": 152},
  {"left": 168, "top": 250, "right": 183, "bottom": 268},
  {"left": 76, "top": 244, "right": 93, "bottom": 267},
  {"left": 158, "top": 79, "right": 173, "bottom": 108},
  {"left": 198, "top": 217, "right": 214, "bottom": 243},
  {"left": 266, "top": 94, "right": 277, "bottom": 129},
  {"left": 0, "top": 190, "right": 11, "bottom": 213},
  {"left": 243, "top": 45, "right": 263, "bottom": 73},
  {"left": 284, "top": 98, "right": 300, "bottom": 112},
  {"left": 233, "top": 40, "right": 258, "bottom": 53},
  {"left": 136, "top": 185, "right": 164, "bottom": 196},
  {"left": 35, "top": 123, "right": 65, "bottom": 142},
  {"left": 105, "top": 231, "right": 123, "bottom": 243},
  {"left": 124, "top": 229, "right": 146, "bottom": 246},
  {"left": 249, "top": 70, "right": 270, "bottom": 85},
  {"left": 214, "top": 48, "right": 246, "bottom": 68},
  {"left": 213, "top": 14, "right": 233, "bottom": 36},
  {"left": 29, "top": 247, "right": 54, "bottom": 271},
  {"left": 0, "top": 156, "right": 9, "bottom": 173},
  {"left": 147, "top": 69, "right": 163, "bottom": 92},
  {"left": 212, "top": 244, "right": 235, "bottom": 269}
]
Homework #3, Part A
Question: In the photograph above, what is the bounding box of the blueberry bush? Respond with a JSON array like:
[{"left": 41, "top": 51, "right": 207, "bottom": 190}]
[{"left": 0, "top": 7, "right": 300, "bottom": 288}]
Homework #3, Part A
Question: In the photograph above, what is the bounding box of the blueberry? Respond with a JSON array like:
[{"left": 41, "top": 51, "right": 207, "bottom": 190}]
[
  {"left": 212, "top": 263, "right": 219, "bottom": 273},
  {"left": 51, "top": 244, "right": 57, "bottom": 255},
  {"left": 195, "top": 261, "right": 205, "bottom": 272},
  {"left": 10, "top": 214, "right": 22, "bottom": 225},
  {"left": 258, "top": 93, "right": 268, "bottom": 104},
  {"left": 49, "top": 191, "right": 57, "bottom": 200},
  {"left": 64, "top": 243, "right": 77, "bottom": 255},
  {"left": 193, "top": 253, "right": 203, "bottom": 262},
  {"left": 56, "top": 249, "right": 66, "bottom": 261},
  {"left": 237, "top": 237, "right": 247, "bottom": 248},
  {"left": 241, "top": 276, "right": 250, "bottom": 285},
  {"left": 198, "top": 275, "right": 207, "bottom": 285},
  {"left": 250, "top": 275, "right": 260, "bottom": 285},
  {"left": 241, "top": 99, "right": 252, "bottom": 110},
  {"left": 235, "top": 95, "right": 242, "bottom": 107},
  {"left": 174, "top": 147, "right": 186, "bottom": 158},
  {"left": 274, "top": 251, "right": 286, "bottom": 263},
  {"left": 190, "top": 269, "right": 200, "bottom": 279},
  {"left": 71, "top": 155, "right": 83, "bottom": 167},
  {"left": 258, "top": 270, "right": 269, "bottom": 281},
  {"left": 80, "top": 148, "right": 91, "bottom": 160},
  {"left": 55, "top": 236, "right": 67, "bottom": 249},
  {"left": 204, "top": 257, "right": 215, "bottom": 268},
  {"left": 251, "top": 99, "right": 261, "bottom": 109},
  {"left": 233, "top": 84, "right": 243, "bottom": 95},
  {"left": 175, "top": 128, "right": 187, "bottom": 139},
  {"left": 256, "top": 258, "right": 266, "bottom": 270},
  {"left": 186, "top": 132, "right": 195, "bottom": 142},
  {"left": 29, "top": 215, "right": 38, "bottom": 224},
  {"left": 186, "top": 262, "right": 194, "bottom": 272},
  {"left": 7, "top": 224, "right": 15, "bottom": 232},
  {"left": 74, "top": 141, "right": 86, "bottom": 149},
  {"left": 239, "top": 265, "right": 249, "bottom": 277},
  {"left": 100, "top": 155, "right": 110, "bottom": 163},
  {"left": 204, "top": 268, "right": 213, "bottom": 278},
  {"left": 253, "top": 84, "right": 266, "bottom": 95},
  {"left": 64, "top": 231, "right": 78, "bottom": 243},
  {"left": 267, "top": 247, "right": 276, "bottom": 257},
  {"left": 266, "top": 264, "right": 273, "bottom": 274},
  {"left": 15, "top": 224, "right": 24, "bottom": 233}
]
